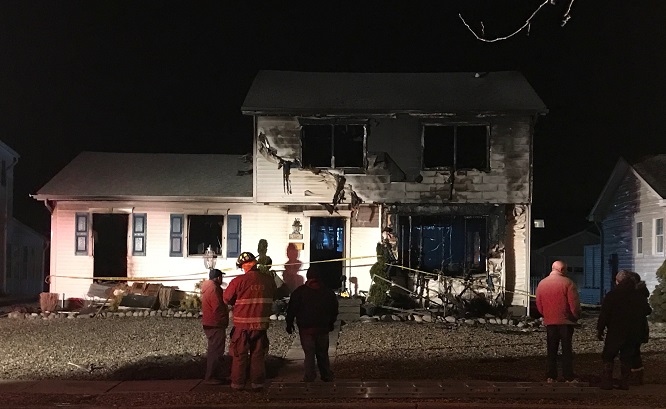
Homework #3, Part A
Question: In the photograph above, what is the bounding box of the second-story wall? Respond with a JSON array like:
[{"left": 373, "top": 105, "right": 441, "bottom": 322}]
[{"left": 255, "top": 115, "right": 533, "bottom": 205}]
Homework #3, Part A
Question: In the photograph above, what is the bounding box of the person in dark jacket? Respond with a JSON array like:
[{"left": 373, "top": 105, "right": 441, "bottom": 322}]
[
  {"left": 286, "top": 264, "right": 339, "bottom": 382},
  {"left": 200, "top": 268, "right": 229, "bottom": 384},
  {"left": 628, "top": 271, "right": 650, "bottom": 385},
  {"left": 597, "top": 270, "right": 652, "bottom": 390}
]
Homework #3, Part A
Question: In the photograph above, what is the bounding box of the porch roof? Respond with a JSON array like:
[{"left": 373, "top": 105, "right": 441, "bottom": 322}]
[
  {"left": 33, "top": 152, "right": 253, "bottom": 201},
  {"left": 241, "top": 70, "right": 548, "bottom": 116}
]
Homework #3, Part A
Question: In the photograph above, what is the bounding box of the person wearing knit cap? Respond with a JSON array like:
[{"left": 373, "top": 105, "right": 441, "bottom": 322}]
[{"left": 201, "top": 268, "right": 229, "bottom": 385}]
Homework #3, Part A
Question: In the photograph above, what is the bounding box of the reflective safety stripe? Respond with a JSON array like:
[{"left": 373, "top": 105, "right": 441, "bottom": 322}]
[
  {"left": 233, "top": 316, "right": 270, "bottom": 324},
  {"left": 234, "top": 298, "right": 273, "bottom": 305}
]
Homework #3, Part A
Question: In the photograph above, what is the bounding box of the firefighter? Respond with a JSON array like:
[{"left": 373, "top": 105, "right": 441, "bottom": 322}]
[{"left": 223, "top": 251, "right": 277, "bottom": 390}]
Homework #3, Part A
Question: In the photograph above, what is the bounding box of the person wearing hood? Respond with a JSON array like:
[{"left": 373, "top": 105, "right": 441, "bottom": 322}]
[
  {"left": 627, "top": 271, "right": 650, "bottom": 385},
  {"left": 223, "top": 251, "right": 277, "bottom": 391},
  {"left": 597, "top": 270, "right": 652, "bottom": 390},
  {"left": 201, "top": 268, "right": 229, "bottom": 385},
  {"left": 535, "top": 260, "right": 582, "bottom": 383},
  {"left": 286, "top": 264, "right": 339, "bottom": 382}
]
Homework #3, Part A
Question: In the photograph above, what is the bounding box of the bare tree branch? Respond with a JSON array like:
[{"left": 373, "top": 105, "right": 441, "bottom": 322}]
[{"left": 459, "top": 0, "right": 576, "bottom": 42}]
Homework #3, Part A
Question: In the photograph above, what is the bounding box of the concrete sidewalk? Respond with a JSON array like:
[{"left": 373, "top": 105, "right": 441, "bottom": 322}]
[{"left": 0, "top": 378, "right": 664, "bottom": 399}]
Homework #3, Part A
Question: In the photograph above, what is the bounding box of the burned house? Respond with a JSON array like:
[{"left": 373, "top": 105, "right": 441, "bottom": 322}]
[
  {"left": 32, "top": 71, "right": 546, "bottom": 314},
  {"left": 242, "top": 70, "right": 547, "bottom": 314}
]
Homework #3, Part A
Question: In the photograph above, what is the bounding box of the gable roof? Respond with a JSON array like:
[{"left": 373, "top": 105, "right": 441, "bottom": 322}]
[
  {"left": 588, "top": 155, "right": 666, "bottom": 222},
  {"left": 632, "top": 154, "right": 666, "bottom": 198},
  {"left": 32, "top": 152, "right": 253, "bottom": 202},
  {"left": 534, "top": 230, "right": 599, "bottom": 255},
  {"left": 241, "top": 70, "right": 548, "bottom": 116}
]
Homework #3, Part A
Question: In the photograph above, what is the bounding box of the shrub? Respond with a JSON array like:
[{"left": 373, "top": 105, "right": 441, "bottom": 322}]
[
  {"left": 649, "top": 258, "right": 666, "bottom": 322},
  {"left": 368, "top": 243, "right": 391, "bottom": 306}
]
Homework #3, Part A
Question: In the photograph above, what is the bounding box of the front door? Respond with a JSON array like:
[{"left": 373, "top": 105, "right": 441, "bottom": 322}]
[
  {"left": 93, "top": 214, "right": 128, "bottom": 282},
  {"left": 310, "top": 217, "right": 345, "bottom": 290}
]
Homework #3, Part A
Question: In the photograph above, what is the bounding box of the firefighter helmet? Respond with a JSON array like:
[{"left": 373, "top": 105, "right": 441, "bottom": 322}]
[{"left": 236, "top": 251, "right": 256, "bottom": 268}]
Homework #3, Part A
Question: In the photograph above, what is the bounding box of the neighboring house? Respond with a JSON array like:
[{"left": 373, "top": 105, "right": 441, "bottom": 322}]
[
  {"left": 587, "top": 155, "right": 666, "bottom": 298},
  {"left": 0, "top": 141, "right": 47, "bottom": 296},
  {"left": 529, "top": 230, "right": 600, "bottom": 303},
  {"left": 32, "top": 71, "right": 548, "bottom": 314},
  {"left": 242, "top": 70, "right": 547, "bottom": 314}
]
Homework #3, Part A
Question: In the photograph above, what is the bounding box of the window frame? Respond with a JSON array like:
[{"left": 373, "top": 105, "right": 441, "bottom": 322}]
[
  {"left": 421, "top": 123, "right": 490, "bottom": 171},
  {"left": 75, "top": 213, "right": 89, "bottom": 255},
  {"left": 636, "top": 221, "right": 643, "bottom": 255},
  {"left": 170, "top": 214, "right": 184, "bottom": 257},
  {"left": 299, "top": 120, "right": 368, "bottom": 170},
  {"left": 132, "top": 213, "right": 147, "bottom": 256},
  {"left": 187, "top": 214, "right": 225, "bottom": 257},
  {"left": 655, "top": 218, "right": 664, "bottom": 255}
]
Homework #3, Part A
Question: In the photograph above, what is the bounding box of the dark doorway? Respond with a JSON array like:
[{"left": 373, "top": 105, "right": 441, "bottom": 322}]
[
  {"left": 398, "top": 215, "right": 488, "bottom": 277},
  {"left": 310, "top": 217, "right": 345, "bottom": 290},
  {"left": 93, "top": 214, "right": 128, "bottom": 281}
]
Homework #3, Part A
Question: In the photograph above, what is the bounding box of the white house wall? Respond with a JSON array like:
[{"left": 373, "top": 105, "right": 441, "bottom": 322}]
[
  {"left": 49, "top": 200, "right": 381, "bottom": 300},
  {"left": 49, "top": 201, "right": 293, "bottom": 299},
  {"left": 603, "top": 171, "right": 666, "bottom": 293}
]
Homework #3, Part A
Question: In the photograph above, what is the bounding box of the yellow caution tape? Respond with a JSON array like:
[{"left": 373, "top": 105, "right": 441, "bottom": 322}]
[{"left": 46, "top": 255, "right": 378, "bottom": 283}]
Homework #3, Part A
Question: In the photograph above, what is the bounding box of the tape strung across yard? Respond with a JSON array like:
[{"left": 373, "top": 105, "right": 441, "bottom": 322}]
[
  {"left": 45, "top": 256, "right": 594, "bottom": 305},
  {"left": 44, "top": 255, "right": 378, "bottom": 284}
]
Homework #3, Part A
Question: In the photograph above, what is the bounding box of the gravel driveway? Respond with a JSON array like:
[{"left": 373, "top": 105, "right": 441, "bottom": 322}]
[{"left": 1, "top": 311, "right": 665, "bottom": 385}]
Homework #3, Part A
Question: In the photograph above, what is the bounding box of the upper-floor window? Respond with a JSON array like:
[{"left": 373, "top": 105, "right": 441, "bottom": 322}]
[
  {"left": 422, "top": 124, "right": 489, "bottom": 171},
  {"left": 301, "top": 123, "right": 366, "bottom": 169},
  {"left": 655, "top": 218, "right": 664, "bottom": 255},
  {"left": 636, "top": 221, "right": 643, "bottom": 255}
]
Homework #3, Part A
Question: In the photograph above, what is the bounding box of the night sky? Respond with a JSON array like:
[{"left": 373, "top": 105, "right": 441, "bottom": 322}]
[{"left": 2, "top": 1, "right": 665, "bottom": 248}]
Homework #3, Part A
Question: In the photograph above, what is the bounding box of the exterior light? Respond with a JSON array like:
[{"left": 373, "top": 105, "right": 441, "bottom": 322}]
[
  {"left": 290, "top": 218, "right": 303, "bottom": 240},
  {"left": 534, "top": 219, "right": 545, "bottom": 228},
  {"left": 203, "top": 245, "right": 217, "bottom": 270}
]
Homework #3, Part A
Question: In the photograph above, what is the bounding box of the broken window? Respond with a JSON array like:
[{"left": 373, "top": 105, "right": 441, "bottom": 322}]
[
  {"left": 398, "top": 215, "right": 488, "bottom": 276},
  {"left": 422, "top": 124, "right": 489, "bottom": 170},
  {"left": 301, "top": 124, "right": 365, "bottom": 168},
  {"left": 188, "top": 215, "right": 224, "bottom": 256}
]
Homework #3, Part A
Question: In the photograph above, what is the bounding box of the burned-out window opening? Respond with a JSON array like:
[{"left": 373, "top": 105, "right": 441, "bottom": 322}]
[
  {"left": 422, "top": 124, "right": 489, "bottom": 171},
  {"left": 398, "top": 215, "right": 488, "bottom": 277},
  {"left": 188, "top": 215, "right": 224, "bottom": 256},
  {"left": 301, "top": 124, "right": 366, "bottom": 169}
]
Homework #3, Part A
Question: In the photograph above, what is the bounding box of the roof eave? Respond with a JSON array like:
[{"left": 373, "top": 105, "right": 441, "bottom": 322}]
[
  {"left": 31, "top": 194, "right": 254, "bottom": 203},
  {"left": 241, "top": 108, "right": 549, "bottom": 117}
]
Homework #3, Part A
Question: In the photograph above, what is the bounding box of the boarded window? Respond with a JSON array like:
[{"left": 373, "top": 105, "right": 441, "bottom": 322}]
[
  {"left": 398, "top": 215, "right": 488, "bottom": 276},
  {"left": 422, "top": 124, "right": 489, "bottom": 170},
  {"left": 301, "top": 124, "right": 365, "bottom": 168}
]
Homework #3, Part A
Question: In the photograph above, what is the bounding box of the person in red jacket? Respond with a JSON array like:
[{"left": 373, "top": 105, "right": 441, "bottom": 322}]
[
  {"left": 286, "top": 264, "right": 339, "bottom": 382},
  {"left": 223, "top": 252, "right": 277, "bottom": 391},
  {"left": 200, "top": 268, "right": 229, "bottom": 385},
  {"left": 535, "top": 260, "right": 582, "bottom": 383}
]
